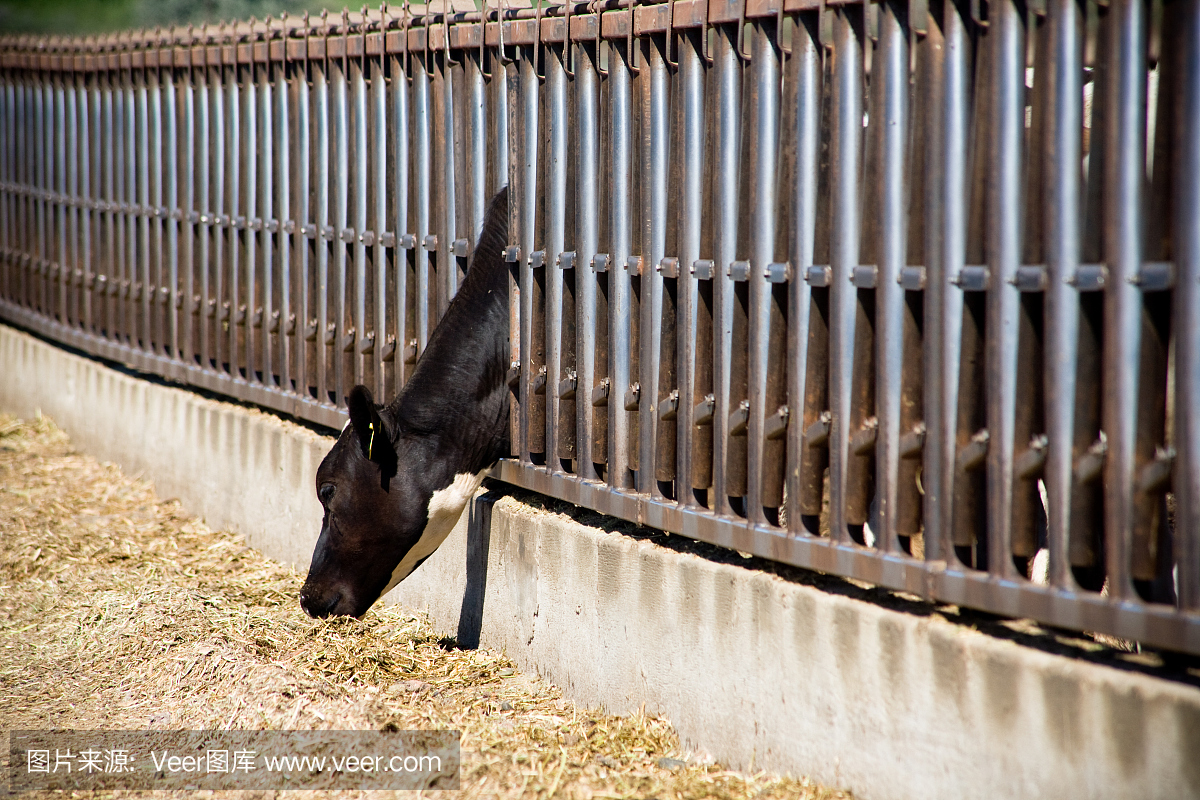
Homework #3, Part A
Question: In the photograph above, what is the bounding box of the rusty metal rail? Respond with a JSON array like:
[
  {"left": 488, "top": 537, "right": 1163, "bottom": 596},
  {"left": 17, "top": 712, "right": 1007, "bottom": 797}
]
[{"left": 1, "top": 0, "right": 1198, "bottom": 654}]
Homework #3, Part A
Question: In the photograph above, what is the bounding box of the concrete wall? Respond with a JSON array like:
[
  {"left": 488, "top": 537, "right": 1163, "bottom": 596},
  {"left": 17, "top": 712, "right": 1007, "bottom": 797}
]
[{"left": 4, "top": 323, "right": 1199, "bottom": 800}]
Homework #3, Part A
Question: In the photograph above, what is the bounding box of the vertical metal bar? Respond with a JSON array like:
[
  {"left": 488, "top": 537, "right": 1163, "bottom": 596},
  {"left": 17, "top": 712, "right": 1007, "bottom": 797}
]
[
  {"left": 575, "top": 41, "right": 600, "bottom": 479},
  {"left": 137, "top": 66, "right": 151, "bottom": 349},
  {"left": 0, "top": 75, "right": 9, "bottom": 302},
  {"left": 295, "top": 58, "right": 312, "bottom": 399},
  {"left": 332, "top": 57, "right": 350, "bottom": 403},
  {"left": 64, "top": 70, "right": 77, "bottom": 327},
  {"left": 54, "top": 73, "right": 66, "bottom": 322},
  {"left": 260, "top": 59, "right": 275, "bottom": 386},
  {"left": 352, "top": 57, "right": 368, "bottom": 388},
  {"left": 314, "top": 59, "right": 331, "bottom": 402},
  {"left": 124, "top": 68, "right": 137, "bottom": 344},
  {"left": 1043, "top": 0, "right": 1084, "bottom": 590},
  {"left": 148, "top": 64, "right": 163, "bottom": 353},
  {"left": 412, "top": 54, "right": 432, "bottom": 352},
  {"left": 164, "top": 67, "right": 179, "bottom": 359},
  {"left": 465, "top": 51, "right": 487, "bottom": 249},
  {"left": 984, "top": 0, "right": 1027, "bottom": 579},
  {"left": 437, "top": 40, "right": 457, "bottom": 310},
  {"left": 677, "top": 29, "right": 706, "bottom": 507},
  {"left": 1176, "top": 0, "right": 1200, "bottom": 611},
  {"left": 225, "top": 62, "right": 240, "bottom": 377},
  {"left": 711, "top": 26, "right": 741, "bottom": 513},
  {"left": 390, "top": 53, "right": 409, "bottom": 390},
  {"left": 103, "top": 71, "right": 117, "bottom": 339},
  {"left": 34, "top": 73, "right": 45, "bottom": 315},
  {"left": 608, "top": 39, "right": 633, "bottom": 488},
  {"left": 243, "top": 63, "right": 258, "bottom": 383},
  {"left": 293, "top": 58, "right": 311, "bottom": 398},
  {"left": 545, "top": 46, "right": 568, "bottom": 471},
  {"left": 371, "top": 57, "right": 387, "bottom": 400},
  {"left": 275, "top": 61, "right": 291, "bottom": 394},
  {"left": 924, "top": 0, "right": 970, "bottom": 563},
  {"left": 746, "top": 20, "right": 781, "bottom": 525},
  {"left": 1101, "top": 0, "right": 1146, "bottom": 601},
  {"left": 786, "top": 13, "right": 821, "bottom": 533},
  {"left": 871, "top": 0, "right": 909, "bottom": 553},
  {"left": 181, "top": 60, "right": 195, "bottom": 367},
  {"left": 828, "top": 6, "right": 863, "bottom": 543},
  {"left": 639, "top": 36, "right": 668, "bottom": 496},
  {"left": 203, "top": 61, "right": 216, "bottom": 365}
]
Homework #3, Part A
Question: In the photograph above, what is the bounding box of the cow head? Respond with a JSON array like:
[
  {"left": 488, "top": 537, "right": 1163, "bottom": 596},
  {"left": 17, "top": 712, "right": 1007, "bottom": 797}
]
[{"left": 299, "top": 384, "right": 477, "bottom": 618}]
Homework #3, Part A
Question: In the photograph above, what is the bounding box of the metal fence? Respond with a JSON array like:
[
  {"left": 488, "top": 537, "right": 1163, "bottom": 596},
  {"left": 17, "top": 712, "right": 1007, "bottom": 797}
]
[{"left": 1, "top": 0, "right": 1198, "bottom": 655}]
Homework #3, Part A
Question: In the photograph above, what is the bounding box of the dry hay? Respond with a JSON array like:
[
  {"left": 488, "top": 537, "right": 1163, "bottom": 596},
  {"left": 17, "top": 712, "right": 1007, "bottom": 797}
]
[{"left": 0, "top": 412, "right": 850, "bottom": 800}]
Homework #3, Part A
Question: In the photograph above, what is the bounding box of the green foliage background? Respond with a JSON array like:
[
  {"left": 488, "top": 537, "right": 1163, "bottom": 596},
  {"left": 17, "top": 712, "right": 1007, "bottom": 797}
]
[{"left": 0, "top": 0, "right": 344, "bottom": 35}]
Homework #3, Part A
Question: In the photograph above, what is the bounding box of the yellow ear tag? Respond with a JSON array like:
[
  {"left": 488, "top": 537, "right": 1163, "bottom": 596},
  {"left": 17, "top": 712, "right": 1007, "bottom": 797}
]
[{"left": 367, "top": 422, "right": 375, "bottom": 460}]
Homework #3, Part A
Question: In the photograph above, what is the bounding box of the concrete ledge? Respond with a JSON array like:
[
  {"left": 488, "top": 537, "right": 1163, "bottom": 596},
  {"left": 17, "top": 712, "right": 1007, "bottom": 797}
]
[{"left": 4, "top": 323, "right": 1200, "bottom": 800}]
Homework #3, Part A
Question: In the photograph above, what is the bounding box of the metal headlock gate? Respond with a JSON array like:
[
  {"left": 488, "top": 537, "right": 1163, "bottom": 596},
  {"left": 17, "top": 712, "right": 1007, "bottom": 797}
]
[{"left": 1, "top": 0, "right": 1199, "bottom": 654}]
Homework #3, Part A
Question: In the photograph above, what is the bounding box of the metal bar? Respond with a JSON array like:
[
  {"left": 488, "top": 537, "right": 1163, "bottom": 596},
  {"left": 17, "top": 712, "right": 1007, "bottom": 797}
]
[
  {"left": 574, "top": 40, "right": 600, "bottom": 479},
  {"left": 64, "top": 70, "right": 77, "bottom": 328},
  {"left": 786, "top": 13, "right": 821, "bottom": 533},
  {"left": 164, "top": 67, "right": 178, "bottom": 360},
  {"left": 293, "top": 57, "right": 311, "bottom": 400},
  {"left": 871, "top": 0, "right": 908, "bottom": 554},
  {"left": 370, "top": 56, "right": 387, "bottom": 400},
  {"left": 149, "top": 64, "right": 163, "bottom": 354},
  {"left": 711, "top": 24, "right": 740, "bottom": 514},
  {"left": 639, "top": 33, "right": 668, "bottom": 497},
  {"left": 390, "top": 52, "right": 410, "bottom": 391},
  {"left": 677, "top": 28, "right": 705, "bottom": 507},
  {"left": 244, "top": 61, "right": 259, "bottom": 385},
  {"left": 984, "top": 0, "right": 1026, "bottom": 579},
  {"left": 313, "top": 59, "right": 331, "bottom": 404},
  {"left": 608, "top": 38, "right": 633, "bottom": 488},
  {"left": 544, "top": 44, "right": 568, "bottom": 471},
  {"left": 517, "top": 46, "right": 539, "bottom": 463},
  {"left": 746, "top": 19, "right": 780, "bottom": 526},
  {"left": 1177, "top": 0, "right": 1200, "bottom": 612},
  {"left": 828, "top": 5, "right": 862, "bottom": 544},
  {"left": 275, "top": 60, "right": 291, "bottom": 394},
  {"left": 333, "top": 56, "right": 350, "bottom": 403},
  {"left": 412, "top": 53, "right": 432, "bottom": 353},
  {"left": 1043, "top": 0, "right": 1084, "bottom": 591},
  {"left": 260, "top": 59, "right": 275, "bottom": 387},
  {"left": 924, "top": 0, "right": 971, "bottom": 564},
  {"left": 137, "top": 65, "right": 151, "bottom": 350},
  {"left": 181, "top": 61, "right": 195, "bottom": 368},
  {"left": 352, "top": 56, "right": 368, "bottom": 388},
  {"left": 226, "top": 61, "right": 241, "bottom": 379},
  {"left": 1101, "top": 0, "right": 1146, "bottom": 601}
]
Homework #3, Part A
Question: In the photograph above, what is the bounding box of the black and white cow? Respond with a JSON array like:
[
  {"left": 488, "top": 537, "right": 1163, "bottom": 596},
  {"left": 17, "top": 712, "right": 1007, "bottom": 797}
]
[{"left": 300, "top": 187, "right": 510, "bottom": 618}]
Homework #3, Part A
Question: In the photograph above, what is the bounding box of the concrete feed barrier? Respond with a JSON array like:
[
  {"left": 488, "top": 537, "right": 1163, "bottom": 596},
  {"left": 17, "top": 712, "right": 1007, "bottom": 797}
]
[{"left": 3, "top": 322, "right": 1198, "bottom": 800}]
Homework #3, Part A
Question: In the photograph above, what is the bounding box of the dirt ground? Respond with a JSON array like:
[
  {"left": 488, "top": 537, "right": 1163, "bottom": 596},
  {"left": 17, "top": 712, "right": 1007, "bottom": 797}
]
[{"left": 0, "top": 413, "right": 851, "bottom": 800}]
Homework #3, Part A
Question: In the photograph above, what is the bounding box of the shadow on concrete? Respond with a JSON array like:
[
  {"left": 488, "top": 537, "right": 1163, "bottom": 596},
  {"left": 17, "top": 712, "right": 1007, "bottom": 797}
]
[{"left": 454, "top": 492, "right": 496, "bottom": 650}]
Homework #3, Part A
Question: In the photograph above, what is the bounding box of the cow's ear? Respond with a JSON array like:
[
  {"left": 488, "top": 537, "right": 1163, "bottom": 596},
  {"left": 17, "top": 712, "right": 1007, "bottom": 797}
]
[{"left": 346, "top": 385, "right": 397, "bottom": 473}]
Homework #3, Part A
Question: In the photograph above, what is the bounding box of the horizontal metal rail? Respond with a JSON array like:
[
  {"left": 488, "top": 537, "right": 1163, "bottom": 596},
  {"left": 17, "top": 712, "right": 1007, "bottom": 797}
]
[{"left": 2, "top": 0, "right": 1198, "bottom": 655}]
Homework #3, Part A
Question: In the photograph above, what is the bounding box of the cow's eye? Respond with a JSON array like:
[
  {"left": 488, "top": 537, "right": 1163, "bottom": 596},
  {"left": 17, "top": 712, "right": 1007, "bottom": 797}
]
[{"left": 318, "top": 483, "right": 336, "bottom": 505}]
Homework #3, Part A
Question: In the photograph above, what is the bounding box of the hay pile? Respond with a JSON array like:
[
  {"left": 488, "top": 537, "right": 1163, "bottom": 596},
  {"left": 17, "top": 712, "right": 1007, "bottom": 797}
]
[{"left": 0, "top": 413, "right": 850, "bottom": 799}]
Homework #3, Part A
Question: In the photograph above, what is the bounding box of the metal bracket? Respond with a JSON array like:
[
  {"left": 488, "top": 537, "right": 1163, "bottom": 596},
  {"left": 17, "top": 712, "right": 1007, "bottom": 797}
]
[
  {"left": 623, "top": 381, "right": 640, "bottom": 411},
  {"left": 953, "top": 265, "right": 990, "bottom": 292}
]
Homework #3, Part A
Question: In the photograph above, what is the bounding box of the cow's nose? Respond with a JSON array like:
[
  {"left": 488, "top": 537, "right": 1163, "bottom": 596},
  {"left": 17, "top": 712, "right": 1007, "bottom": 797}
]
[{"left": 300, "top": 589, "right": 342, "bottom": 618}]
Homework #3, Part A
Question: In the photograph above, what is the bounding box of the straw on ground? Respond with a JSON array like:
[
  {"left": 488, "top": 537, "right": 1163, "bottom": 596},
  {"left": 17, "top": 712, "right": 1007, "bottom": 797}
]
[{"left": 0, "top": 412, "right": 850, "bottom": 800}]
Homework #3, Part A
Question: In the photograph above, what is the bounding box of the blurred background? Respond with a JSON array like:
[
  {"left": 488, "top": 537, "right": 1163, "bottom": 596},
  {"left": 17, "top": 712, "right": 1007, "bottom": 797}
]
[{"left": 0, "top": 0, "right": 347, "bottom": 35}]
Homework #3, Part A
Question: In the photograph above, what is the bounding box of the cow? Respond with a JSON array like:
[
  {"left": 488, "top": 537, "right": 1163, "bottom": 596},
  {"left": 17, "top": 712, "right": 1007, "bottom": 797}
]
[{"left": 300, "top": 186, "right": 510, "bottom": 618}]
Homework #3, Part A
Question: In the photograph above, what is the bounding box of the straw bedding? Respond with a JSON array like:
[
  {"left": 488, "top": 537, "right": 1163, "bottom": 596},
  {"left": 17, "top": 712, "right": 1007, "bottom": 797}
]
[{"left": 0, "top": 413, "right": 849, "bottom": 799}]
